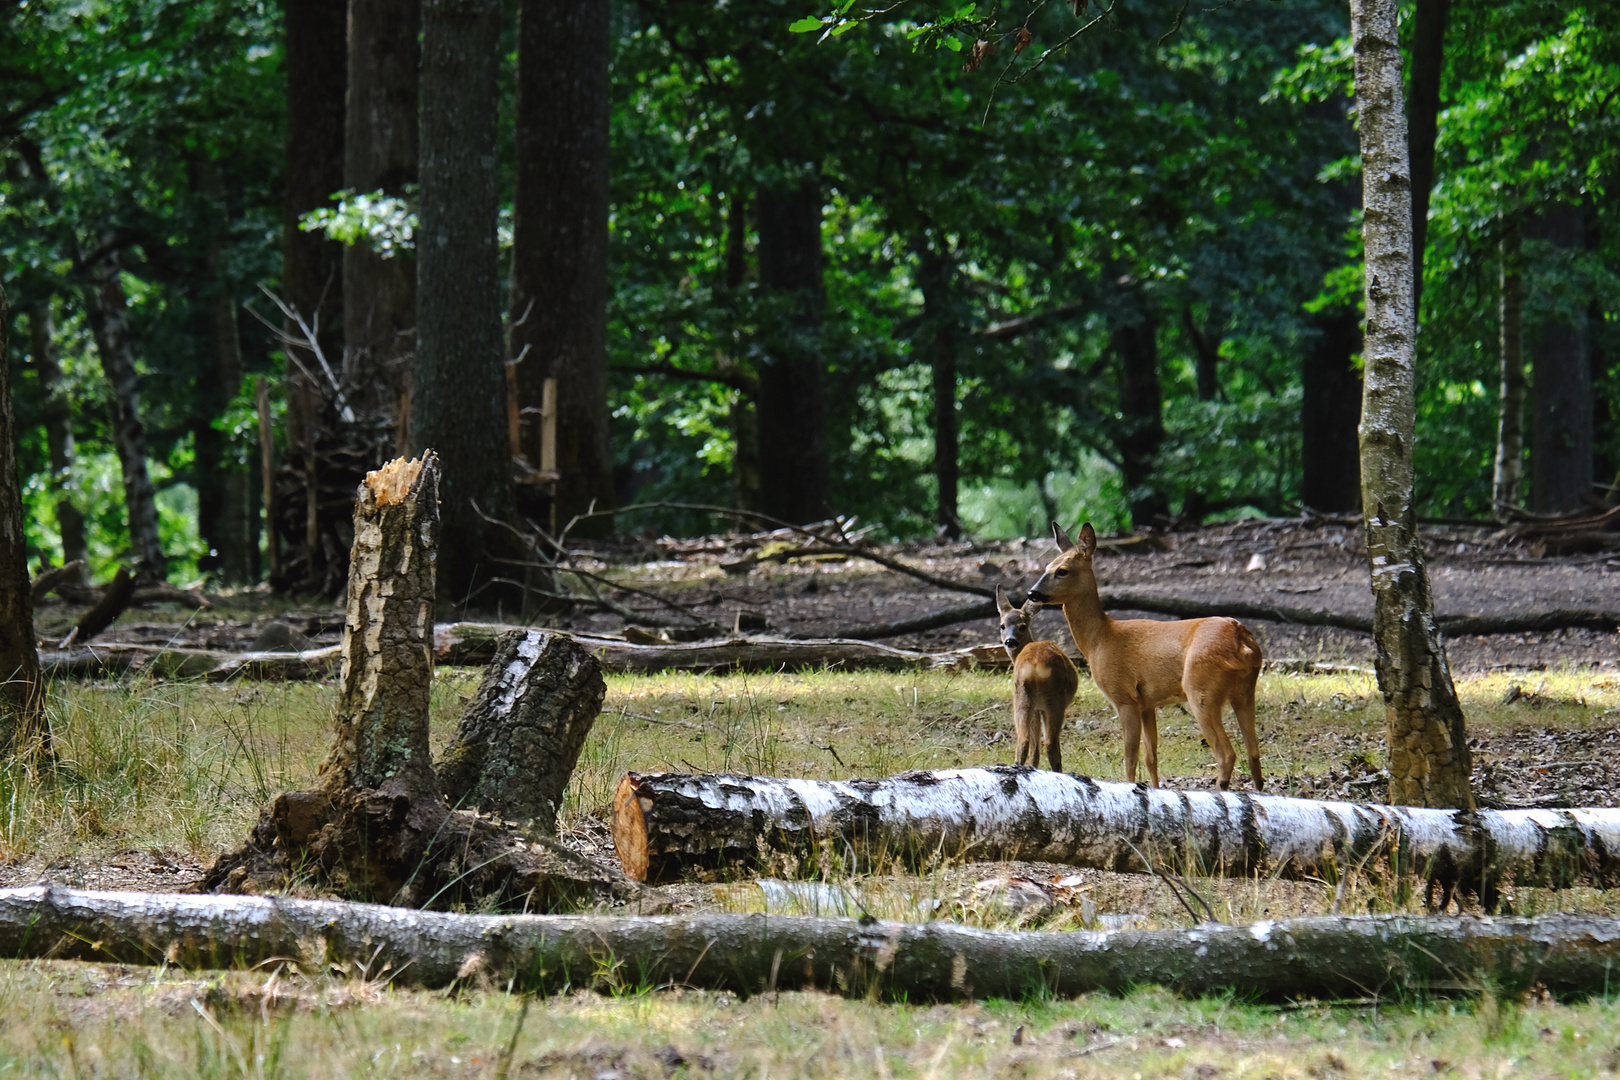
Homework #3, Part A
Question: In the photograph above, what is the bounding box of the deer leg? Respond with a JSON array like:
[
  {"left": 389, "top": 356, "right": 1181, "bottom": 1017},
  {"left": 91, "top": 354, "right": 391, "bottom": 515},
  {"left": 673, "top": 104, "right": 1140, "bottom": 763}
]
[
  {"left": 1117, "top": 703, "right": 1143, "bottom": 783},
  {"left": 1232, "top": 678, "right": 1263, "bottom": 791},
  {"left": 1140, "top": 707, "right": 1160, "bottom": 787},
  {"left": 1044, "top": 703, "right": 1064, "bottom": 773},
  {"left": 1014, "top": 701, "right": 1032, "bottom": 767},
  {"left": 1186, "top": 685, "right": 1239, "bottom": 790}
]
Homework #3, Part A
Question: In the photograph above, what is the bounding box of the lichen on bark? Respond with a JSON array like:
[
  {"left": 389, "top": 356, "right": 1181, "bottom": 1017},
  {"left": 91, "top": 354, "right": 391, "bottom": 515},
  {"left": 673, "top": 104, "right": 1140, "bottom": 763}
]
[{"left": 1351, "top": 0, "right": 1473, "bottom": 810}]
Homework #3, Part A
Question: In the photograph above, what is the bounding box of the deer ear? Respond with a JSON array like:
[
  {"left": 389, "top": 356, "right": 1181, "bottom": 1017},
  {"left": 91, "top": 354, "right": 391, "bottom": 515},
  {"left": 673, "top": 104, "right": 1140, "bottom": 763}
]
[
  {"left": 995, "top": 584, "right": 1013, "bottom": 616},
  {"left": 1051, "top": 520, "right": 1074, "bottom": 552},
  {"left": 1021, "top": 598, "right": 1041, "bottom": 620},
  {"left": 1078, "top": 522, "right": 1097, "bottom": 558}
]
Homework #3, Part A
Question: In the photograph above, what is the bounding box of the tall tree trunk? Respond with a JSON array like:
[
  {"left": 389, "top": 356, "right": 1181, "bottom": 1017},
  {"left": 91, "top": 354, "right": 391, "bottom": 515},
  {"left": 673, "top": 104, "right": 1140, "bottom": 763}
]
[
  {"left": 1181, "top": 307, "right": 1222, "bottom": 402},
  {"left": 344, "top": 0, "right": 420, "bottom": 452},
  {"left": 1351, "top": 0, "right": 1473, "bottom": 810},
  {"left": 510, "top": 0, "right": 615, "bottom": 535},
  {"left": 1526, "top": 201, "right": 1593, "bottom": 514},
  {"left": 197, "top": 162, "right": 255, "bottom": 586},
  {"left": 720, "top": 191, "right": 764, "bottom": 513},
  {"left": 0, "top": 287, "right": 43, "bottom": 752},
  {"left": 755, "top": 181, "right": 831, "bottom": 524},
  {"left": 1406, "top": 0, "right": 1450, "bottom": 321},
  {"left": 26, "top": 302, "right": 87, "bottom": 577},
  {"left": 1300, "top": 308, "right": 1364, "bottom": 513},
  {"left": 414, "top": 0, "right": 514, "bottom": 606},
  {"left": 283, "top": 0, "right": 347, "bottom": 588},
  {"left": 1492, "top": 225, "right": 1525, "bottom": 516},
  {"left": 1113, "top": 303, "right": 1166, "bottom": 527},
  {"left": 921, "top": 256, "right": 960, "bottom": 537},
  {"left": 81, "top": 249, "right": 167, "bottom": 583}
]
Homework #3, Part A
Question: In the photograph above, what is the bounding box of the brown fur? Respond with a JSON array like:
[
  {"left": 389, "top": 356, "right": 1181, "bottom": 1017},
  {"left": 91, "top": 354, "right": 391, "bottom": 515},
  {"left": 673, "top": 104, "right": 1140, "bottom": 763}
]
[
  {"left": 1025, "top": 522, "right": 1265, "bottom": 790},
  {"left": 996, "top": 587, "right": 1080, "bottom": 770}
]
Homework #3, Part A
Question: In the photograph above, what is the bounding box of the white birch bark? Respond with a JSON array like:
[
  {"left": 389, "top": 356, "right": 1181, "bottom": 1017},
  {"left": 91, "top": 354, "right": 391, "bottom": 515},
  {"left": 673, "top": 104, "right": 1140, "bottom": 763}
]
[{"left": 2, "top": 885, "right": 1618, "bottom": 1000}]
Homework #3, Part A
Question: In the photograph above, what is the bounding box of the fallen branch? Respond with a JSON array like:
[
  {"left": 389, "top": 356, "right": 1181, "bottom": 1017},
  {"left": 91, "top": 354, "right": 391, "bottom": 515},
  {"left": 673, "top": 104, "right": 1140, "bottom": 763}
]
[
  {"left": 29, "top": 559, "right": 85, "bottom": 602},
  {"left": 2, "top": 885, "right": 1618, "bottom": 1000},
  {"left": 610, "top": 767, "right": 1620, "bottom": 898},
  {"left": 58, "top": 566, "right": 135, "bottom": 647}
]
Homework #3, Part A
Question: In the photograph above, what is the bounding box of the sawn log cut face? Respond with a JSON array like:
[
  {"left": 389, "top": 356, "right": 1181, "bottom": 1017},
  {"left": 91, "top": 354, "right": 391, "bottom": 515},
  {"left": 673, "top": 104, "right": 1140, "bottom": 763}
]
[{"left": 611, "top": 767, "right": 1620, "bottom": 894}]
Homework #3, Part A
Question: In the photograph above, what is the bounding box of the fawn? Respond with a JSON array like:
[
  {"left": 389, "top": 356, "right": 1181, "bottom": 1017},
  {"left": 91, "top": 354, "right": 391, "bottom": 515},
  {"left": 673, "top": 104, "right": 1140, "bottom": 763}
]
[
  {"left": 1026, "top": 521, "right": 1264, "bottom": 790},
  {"left": 996, "top": 585, "right": 1080, "bottom": 771}
]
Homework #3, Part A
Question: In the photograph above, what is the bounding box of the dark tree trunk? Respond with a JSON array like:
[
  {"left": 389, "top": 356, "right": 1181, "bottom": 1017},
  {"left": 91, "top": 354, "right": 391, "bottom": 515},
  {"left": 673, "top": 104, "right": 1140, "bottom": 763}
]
[
  {"left": 283, "top": 0, "right": 347, "bottom": 590},
  {"left": 1526, "top": 201, "right": 1592, "bottom": 514},
  {"left": 414, "top": 0, "right": 514, "bottom": 606},
  {"left": 921, "top": 257, "right": 960, "bottom": 537},
  {"left": 26, "top": 303, "right": 87, "bottom": 577},
  {"left": 81, "top": 249, "right": 166, "bottom": 583},
  {"left": 1406, "top": 0, "right": 1450, "bottom": 320},
  {"left": 720, "top": 191, "right": 764, "bottom": 513},
  {"left": 510, "top": 0, "right": 615, "bottom": 534},
  {"left": 197, "top": 163, "right": 255, "bottom": 586},
  {"left": 755, "top": 181, "right": 831, "bottom": 524},
  {"left": 1300, "top": 307, "right": 1364, "bottom": 512},
  {"left": 1112, "top": 304, "right": 1166, "bottom": 526},
  {"left": 0, "top": 287, "right": 43, "bottom": 752},
  {"left": 435, "top": 629, "right": 605, "bottom": 834},
  {"left": 344, "top": 0, "right": 420, "bottom": 451},
  {"left": 1181, "top": 307, "right": 1222, "bottom": 402}
]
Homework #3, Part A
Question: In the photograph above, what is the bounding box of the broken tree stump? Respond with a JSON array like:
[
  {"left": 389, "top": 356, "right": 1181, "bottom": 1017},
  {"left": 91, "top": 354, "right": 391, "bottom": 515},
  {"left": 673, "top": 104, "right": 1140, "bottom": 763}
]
[
  {"left": 611, "top": 766, "right": 1620, "bottom": 896},
  {"left": 436, "top": 629, "right": 606, "bottom": 834},
  {"left": 204, "top": 453, "right": 636, "bottom": 910}
]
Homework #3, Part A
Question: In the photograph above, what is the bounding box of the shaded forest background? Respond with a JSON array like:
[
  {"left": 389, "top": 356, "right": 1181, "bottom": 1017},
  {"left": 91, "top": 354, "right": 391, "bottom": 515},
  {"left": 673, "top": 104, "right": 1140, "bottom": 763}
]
[{"left": 1, "top": 0, "right": 1615, "bottom": 595}]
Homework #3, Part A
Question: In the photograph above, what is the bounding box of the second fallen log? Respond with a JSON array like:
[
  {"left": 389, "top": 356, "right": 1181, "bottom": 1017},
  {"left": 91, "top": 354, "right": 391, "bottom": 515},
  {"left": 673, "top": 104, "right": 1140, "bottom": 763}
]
[{"left": 611, "top": 767, "right": 1620, "bottom": 896}]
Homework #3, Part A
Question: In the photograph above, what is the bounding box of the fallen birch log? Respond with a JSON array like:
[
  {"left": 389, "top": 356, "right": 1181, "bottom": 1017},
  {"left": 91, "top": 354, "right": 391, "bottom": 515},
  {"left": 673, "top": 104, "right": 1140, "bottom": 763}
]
[
  {"left": 611, "top": 767, "right": 1620, "bottom": 896},
  {"left": 2, "top": 885, "right": 1617, "bottom": 1000}
]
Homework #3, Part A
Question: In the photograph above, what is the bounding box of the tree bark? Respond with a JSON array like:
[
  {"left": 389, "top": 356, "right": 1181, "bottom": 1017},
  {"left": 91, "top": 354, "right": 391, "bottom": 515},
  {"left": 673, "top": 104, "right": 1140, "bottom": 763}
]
[
  {"left": 7, "top": 886, "right": 1620, "bottom": 1001},
  {"left": 0, "top": 287, "right": 44, "bottom": 753},
  {"left": 1113, "top": 306, "right": 1166, "bottom": 526},
  {"left": 1300, "top": 308, "right": 1363, "bottom": 513},
  {"left": 510, "top": 0, "right": 616, "bottom": 534},
  {"left": 1181, "top": 307, "right": 1222, "bottom": 403},
  {"left": 755, "top": 181, "right": 831, "bottom": 524},
  {"left": 436, "top": 630, "right": 606, "bottom": 833},
  {"left": 1405, "top": 0, "right": 1450, "bottom": 320},
  {"left": 1352, "top": 0, "right": 1474, "bottom": 811},
  {"left": 1526, "top": 201, "right": 1593, "bottom": 514},
  {"left": 611, "top": 767, "right": 1620, "bottom": 896},
  {"left": 81, "top": 248, "right": 167, "bottom": 584},
  {"left": 283, "top": 0, "right": 347, "bottom": 592},
  {"left": 1493, "top": 225, "right": 1525, "bottom": 516},
  {"left": 344, "top": 0, "right": 419, "bottom": 451},
  {"left": 197, "top": 162, "right": 255, "bottom": 586},
  {"left": 413, "top": 0, "right": 514, "bottom": 606},
  {"left": 921, "top": 259, "right": 961, "bottom": 538},
  {"left": 26, "top": 302, "right": 87, "bottom": 576}
]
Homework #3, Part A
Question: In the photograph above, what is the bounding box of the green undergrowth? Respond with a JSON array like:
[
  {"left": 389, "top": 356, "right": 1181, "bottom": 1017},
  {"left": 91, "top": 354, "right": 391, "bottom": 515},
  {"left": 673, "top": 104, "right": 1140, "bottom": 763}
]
[{"left": 0, "top": 960, "right": 1616, "bottom": 1079}]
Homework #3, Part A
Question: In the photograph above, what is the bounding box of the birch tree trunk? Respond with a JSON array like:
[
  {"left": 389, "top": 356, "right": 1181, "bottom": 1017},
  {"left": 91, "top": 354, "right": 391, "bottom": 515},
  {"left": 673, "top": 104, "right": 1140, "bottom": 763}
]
[
  {"left": 435, "top": 629, "right": 606, "bottom": 834},
  {"left": 1351, "top": 0, "right": 1473, "bottom": 810},
  {"left": 0, "top": 287, "right": 44, "bottom": 753},
  {"left": 1493, "top": 225, "right": 1525, "bottom": 516},
  {"left": 81, "top": 248, "right": 167, "bottom": 584},
  {"left": 6, "top": 886, "right": 1619, "bottom": 1001},
  {"left": 610, "top": 768, "right": 1620, "bottom": 897}
]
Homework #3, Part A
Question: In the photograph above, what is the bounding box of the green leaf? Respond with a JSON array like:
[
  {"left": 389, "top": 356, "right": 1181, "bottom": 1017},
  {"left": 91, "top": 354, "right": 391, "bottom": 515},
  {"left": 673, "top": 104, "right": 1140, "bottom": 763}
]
[
  {"left": 944, "top": 35, "right": 964, "bottom": 51},
  {"left": 830, "top": 19, "right": 858, "bottom": 35},
  {"left": 788, "top": 16, "right": 825, "bottom": 32}
]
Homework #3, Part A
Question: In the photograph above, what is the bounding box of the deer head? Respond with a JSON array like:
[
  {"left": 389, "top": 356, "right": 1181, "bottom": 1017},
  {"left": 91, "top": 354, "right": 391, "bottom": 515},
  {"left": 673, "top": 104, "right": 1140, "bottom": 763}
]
[
  {"left": 1025, "top": 521, "right": 1097, "bottom": 605},
  {"left": 995, "top": 585, "right": 1041, "bottom": 659}
]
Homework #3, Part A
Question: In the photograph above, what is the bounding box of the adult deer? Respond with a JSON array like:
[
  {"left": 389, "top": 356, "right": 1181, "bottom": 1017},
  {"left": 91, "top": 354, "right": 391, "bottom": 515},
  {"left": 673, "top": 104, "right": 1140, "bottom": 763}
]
[
  {"left": 995, "top": 585, "right": 1079, "bottom": 770},
  {"left": 1026, "top": 522, "right": 1264, "bottom": 790}
]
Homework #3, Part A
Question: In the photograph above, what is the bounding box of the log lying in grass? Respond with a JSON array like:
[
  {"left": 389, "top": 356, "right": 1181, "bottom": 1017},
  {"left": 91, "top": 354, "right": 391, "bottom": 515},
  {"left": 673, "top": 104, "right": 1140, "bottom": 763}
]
[
  {"left": 2, "top": 884, "right": 1618, "bottom": 1000},
  {"left": 611, "top": 767, "right": 1620, "bottom": 896}
]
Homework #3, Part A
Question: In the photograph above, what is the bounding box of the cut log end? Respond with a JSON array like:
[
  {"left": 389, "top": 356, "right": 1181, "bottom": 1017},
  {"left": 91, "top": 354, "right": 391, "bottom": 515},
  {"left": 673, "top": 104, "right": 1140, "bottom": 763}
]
[
  {"left": 365, "top": 455, "right": 427, "bottom": 506},
  {"left": 612, "top": 775, "right": 651, "bottom": 882}
]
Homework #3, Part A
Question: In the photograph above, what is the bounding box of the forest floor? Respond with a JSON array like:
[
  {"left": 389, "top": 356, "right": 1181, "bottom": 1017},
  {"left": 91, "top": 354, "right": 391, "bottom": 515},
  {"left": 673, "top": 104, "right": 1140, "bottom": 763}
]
[{"left": 7, "top": 519, "right": 1619, "bottom": 1077}]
